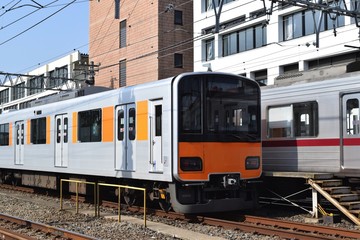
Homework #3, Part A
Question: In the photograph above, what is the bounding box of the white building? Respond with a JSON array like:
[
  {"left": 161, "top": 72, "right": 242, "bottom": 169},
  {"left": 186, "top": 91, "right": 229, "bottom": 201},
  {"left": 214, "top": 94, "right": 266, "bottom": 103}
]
[
  {"left": 0, "top": 51, "right": 88, "bottom": 113},
  {"left": 194, "top": 0, "right": 360, "bottom": 85}
]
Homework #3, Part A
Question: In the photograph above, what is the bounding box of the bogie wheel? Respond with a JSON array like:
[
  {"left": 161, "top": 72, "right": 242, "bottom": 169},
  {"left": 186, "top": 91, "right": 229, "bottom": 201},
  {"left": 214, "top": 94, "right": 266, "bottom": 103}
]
[
  {"left": 159, "top": 198, "right": 172, "bottom": 212},
  {"left": 123, "top": 188, "right": 137, "bottom": 206}
]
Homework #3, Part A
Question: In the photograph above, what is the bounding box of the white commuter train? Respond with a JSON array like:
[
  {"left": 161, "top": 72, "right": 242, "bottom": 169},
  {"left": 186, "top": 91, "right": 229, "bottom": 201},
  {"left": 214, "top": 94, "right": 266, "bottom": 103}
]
[
  {"left": 0, "top": 72, "right": 262, "bottom": 213},
  {"left": 262, "top": 69, "right": 360, "bottom": 177}
]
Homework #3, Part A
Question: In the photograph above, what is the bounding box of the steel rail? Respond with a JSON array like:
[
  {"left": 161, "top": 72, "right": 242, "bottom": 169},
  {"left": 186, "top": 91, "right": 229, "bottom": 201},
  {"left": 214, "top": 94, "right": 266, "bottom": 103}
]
[
  {"left": 0, "top": 226, "right": 35, "bottom": 240},
  {"left": 0, "top": 213, "right": 96, "bottom": 240},
  {"left": 243, "top": 215, "right": 360, "bottom": 239},
  {"left": 125, "top": 206, "right": 360, "bottom": 240}
]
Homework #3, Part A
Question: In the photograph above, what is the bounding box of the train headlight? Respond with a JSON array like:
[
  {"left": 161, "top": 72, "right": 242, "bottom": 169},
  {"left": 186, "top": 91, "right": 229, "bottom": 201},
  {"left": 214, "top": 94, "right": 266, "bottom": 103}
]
[
  {"left": 180, "top": 157, "right": 203, "bottom": 171},
  {"left": 245, "top": 156, "right": 260, "bottom": 170}
]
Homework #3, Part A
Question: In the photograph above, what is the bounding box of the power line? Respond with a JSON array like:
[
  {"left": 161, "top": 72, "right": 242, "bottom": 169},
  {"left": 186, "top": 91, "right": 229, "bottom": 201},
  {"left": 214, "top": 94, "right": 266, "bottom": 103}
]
[{"left": 0, "top": 0, "right": 77, "bottom": 46}]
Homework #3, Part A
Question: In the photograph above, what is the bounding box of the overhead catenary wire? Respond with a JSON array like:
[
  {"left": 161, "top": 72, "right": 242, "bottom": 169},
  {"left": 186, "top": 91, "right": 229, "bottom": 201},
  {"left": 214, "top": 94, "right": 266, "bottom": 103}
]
[
  {"left": 2, "top": 0, "right": 360, "bottom": 81},
  {"left": 0, "top": 0, "right": 78, "bottom": 46}
]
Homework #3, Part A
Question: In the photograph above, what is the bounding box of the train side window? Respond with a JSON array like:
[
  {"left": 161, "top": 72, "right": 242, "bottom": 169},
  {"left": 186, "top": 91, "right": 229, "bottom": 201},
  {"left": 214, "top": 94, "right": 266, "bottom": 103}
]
[
  {"left": 346, "top": 99, "right": 359, "bottom": 135},
  {"left": 31, "top": 117, "right": 47, "bottom": 144},
  {"left": 128, "top": 108, "right": 136, "bottom": 141},
  {"left": 64, "top": 117, "right": 68, "bottom": 143},
  {"left": 78, "top": 109, "right": 102, "bottom": 142},
  {"left": 155, "top": 105, "right": 162, "bottom": 136},
  {"left": 0, "top": 123, "right": 9, "bottom": 146},
  {"left": 293, "top": 102, "right": 318, "bottom": 137},
  {"left": 56, "top": 119, "right": 61, "bottom": 143},
  {"left": 268, "top": 105, "right": 292, "bottom": 138},
  {"left": 117, "top": 109, "right": 125, "bottom": 141}
]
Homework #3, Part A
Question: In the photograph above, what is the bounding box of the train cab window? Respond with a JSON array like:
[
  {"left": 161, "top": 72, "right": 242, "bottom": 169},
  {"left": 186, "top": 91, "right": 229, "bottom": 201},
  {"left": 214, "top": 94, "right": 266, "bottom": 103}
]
[
  {"left": 179, "top": 77, "right": 202, "bottom": 133},
  {"left": 78, "top": 109, "right": 102, "bottom": 142},
  {"left": 268, "top": 101, "right": 318, "bottom": 138},
  {"left": 129, "top": 108, "right": 136, "bottom": 140},
  {"left": 346, "top": 99, "right": 359, "bottom": 135},
  {"left": 31, "top": 118, "right": 47, "bottom": 144},
  {"left": 0, "top": 123, "right": 9, "bottom": 146}
]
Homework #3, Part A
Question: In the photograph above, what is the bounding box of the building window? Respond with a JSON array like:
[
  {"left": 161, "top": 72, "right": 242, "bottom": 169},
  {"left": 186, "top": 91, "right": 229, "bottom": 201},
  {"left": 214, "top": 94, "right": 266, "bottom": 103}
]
[
  {"left": 223, "top": 24, "right": 266, "bottom": 57},
  {"left": 283, "top": 63, "right": 299, "bottom": 74},
  {"left": 0, "top": 89, "right": 9, "bottom": 104},
  {"left": 49, "top": 66, "right": 68, "bottom": 88},
  {"left": 250, "top": 9, "right": 266, "bottom": 19},
  {"left": 283, "top": 7, "right": 345, "bottom": 41},
  {"left": 115, "top": 0, "right": 120, "bottom": 19},
  {"left": 120, "top": 20, "right": 126, "bottom": 48},
  {"left": 202, "top": 15, "right": 245, "bottom": 35},
  {"left": 204, "top": 0, "right": 234, "bottom": 12},
  {"left": 31, "top": 117, "right": 47, "bottom": 144},
  {"left": 174, "top": 53, "right": 183, "bottom": 68},
  {"left": 174, "top": 10, "right": 183, "bottom": 25},
  {"left": 308, "top": 52, "right": 359, "bottom": 70},
  {"left": 0, "top": 123, "right": 9, "bottom": 146},
  {"left": 119, "top": 60, "right": 126, "bottom": 87},
  {"left": 12, "top": 82, "right": 25, "bottom": 101},
  {"left": 253, "top": 69, "right": 267, "bottom": 86},
  {"left": 28, "top": 75, "right": 44, "bottom": 95},
  {"left": 205, "top": 38, "right": 214, "bottom": 61},
  {"left": 19, "top": 100, "right": 32, "bottom": 110},
  {"left": 78, "top": 109, "right": 102, "bottom": 142},
  {"left": 223, "top": 32, "right": 237, "bottom": 56}
]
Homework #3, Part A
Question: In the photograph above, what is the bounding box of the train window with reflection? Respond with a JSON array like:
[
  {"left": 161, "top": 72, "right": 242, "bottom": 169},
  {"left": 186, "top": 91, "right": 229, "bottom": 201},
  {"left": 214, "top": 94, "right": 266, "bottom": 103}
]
[
  {"left": 128, "top": 108, "right": 136, "bottom": 141},
  {"left": 78, "top": 109, "right": 102, "bottom": 142},
  {"left": 268, "top": 105, "right": 292, "bottom": 138},
  {"left": 346, "top": 99, "right": 359, "bottom": 135},
  {"left": 179, "top": 77, "right": 202, "bottom": 133},
  {"left": 0, "top": 123, "right": 9, "bottom": 146},
  {"left": 268, "top": 101, "right": 318, "bottom": 138},
  {"left": 117, "top": 109, "right": 124, "bottom": 141},
  {"left": 206, "top": 78, "right": 259, "bottom": 136},
  {"left": 293, "top": 102, "right": 318, "bottom": 137},
  {"left": 179, "top": 75, "right": 260, "bottom": 142},
  {"left": 31, "top": 118, "right": 46, "bottom": 144}
]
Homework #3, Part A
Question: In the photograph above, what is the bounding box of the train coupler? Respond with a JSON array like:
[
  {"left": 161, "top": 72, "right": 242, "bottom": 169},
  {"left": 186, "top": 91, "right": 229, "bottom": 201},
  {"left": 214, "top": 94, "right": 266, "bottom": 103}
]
[{"left": 222, "top": 174, "right": 240, "bottom": 188}]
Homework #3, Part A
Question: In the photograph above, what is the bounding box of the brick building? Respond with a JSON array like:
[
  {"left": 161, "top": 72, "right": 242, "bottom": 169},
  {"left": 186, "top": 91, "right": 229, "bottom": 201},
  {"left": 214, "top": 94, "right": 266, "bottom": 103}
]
[{"left": 89, "top": 0, "right": 193, "bottom": 88}]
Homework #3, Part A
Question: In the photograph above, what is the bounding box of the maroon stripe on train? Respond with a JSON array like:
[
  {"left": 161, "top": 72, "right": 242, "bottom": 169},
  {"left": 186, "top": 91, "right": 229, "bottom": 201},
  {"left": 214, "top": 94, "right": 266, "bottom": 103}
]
[{"left": 262, "top": 139, "right": 340, "bottom": 147}]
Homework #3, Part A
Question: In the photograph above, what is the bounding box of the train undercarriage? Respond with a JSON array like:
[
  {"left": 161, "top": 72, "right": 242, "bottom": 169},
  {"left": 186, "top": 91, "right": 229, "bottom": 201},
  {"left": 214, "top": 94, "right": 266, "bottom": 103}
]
[{"left": 0, "top": 169, "right": 259, "bottom": 213}]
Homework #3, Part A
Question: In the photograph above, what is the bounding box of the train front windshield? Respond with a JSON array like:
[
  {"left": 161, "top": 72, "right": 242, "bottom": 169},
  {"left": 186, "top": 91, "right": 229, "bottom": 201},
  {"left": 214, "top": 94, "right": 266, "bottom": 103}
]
[{"left": 178, "top": 74, "right": 260, "bottom": 142}]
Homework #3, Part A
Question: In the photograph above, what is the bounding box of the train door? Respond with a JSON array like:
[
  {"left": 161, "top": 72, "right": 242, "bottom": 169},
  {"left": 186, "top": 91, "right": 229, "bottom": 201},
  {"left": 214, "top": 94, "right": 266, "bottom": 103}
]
[
  {"left": 55, "top": 114, "right": 69, "bottom": 167},
  {"left": 341, "top": 93, "right": 360, "bottom": 170},
  {"left": 14, "top": 121, "right": 24, "bottom": 165},
  {"left": 149, "top": 100, "right": 163, "bottom": 172},
  {"left": 115, "top": 104, "right": 136, "bottom": 171}
]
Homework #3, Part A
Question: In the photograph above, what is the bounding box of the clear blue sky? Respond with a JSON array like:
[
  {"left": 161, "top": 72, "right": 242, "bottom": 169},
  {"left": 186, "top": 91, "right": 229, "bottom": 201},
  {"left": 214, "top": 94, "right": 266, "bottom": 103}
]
[{"left": 0, "top": 0, "right": 89, "bottom": 74}]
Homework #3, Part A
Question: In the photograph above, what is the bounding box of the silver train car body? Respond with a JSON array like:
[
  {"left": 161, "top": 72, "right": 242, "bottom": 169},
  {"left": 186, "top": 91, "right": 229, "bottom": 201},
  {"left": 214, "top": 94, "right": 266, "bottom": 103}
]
[
  {"left": 262, "top": 71, "right": 360, "bottom": 177},
  {"left": 0, "top": 72, "right": 262, "bottom": 213}
]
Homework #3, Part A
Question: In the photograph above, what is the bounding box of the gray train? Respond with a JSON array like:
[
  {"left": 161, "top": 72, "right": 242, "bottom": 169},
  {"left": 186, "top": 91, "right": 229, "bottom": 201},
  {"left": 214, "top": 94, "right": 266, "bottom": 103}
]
[
  {"left": 0, "top": 72, "right": 262, "bottom": 213},
  {"left": 262, "top": 69, "right": 360, "bottom": 177}
]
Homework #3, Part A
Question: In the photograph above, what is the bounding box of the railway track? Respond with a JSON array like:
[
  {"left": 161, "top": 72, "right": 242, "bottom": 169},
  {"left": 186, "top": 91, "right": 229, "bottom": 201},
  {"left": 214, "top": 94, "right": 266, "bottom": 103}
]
[
  {"left": 0, "top": 213, "right": 96, "bottom": 240},
  {"left": 2, "top": 184, "right": 360, "bottom": 240},
  {"left": 0, "top": 226, "right": 35, "bottom": 240},
  {"left": 123, "top": 205, "right": 360, "bottom": 240}
]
